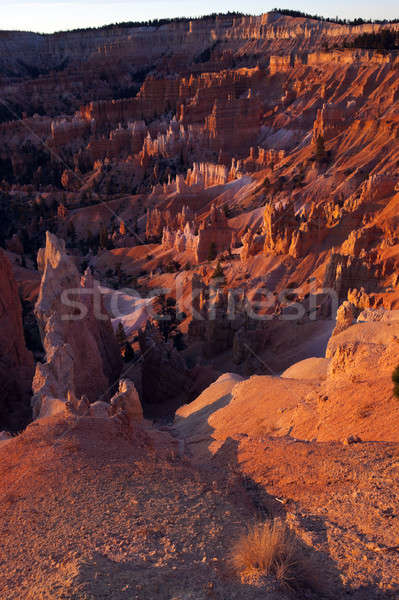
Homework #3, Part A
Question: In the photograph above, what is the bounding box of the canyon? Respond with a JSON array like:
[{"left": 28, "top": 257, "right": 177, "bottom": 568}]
[{"left": 1, "top": 9, "right": 399, "bottom": 600}]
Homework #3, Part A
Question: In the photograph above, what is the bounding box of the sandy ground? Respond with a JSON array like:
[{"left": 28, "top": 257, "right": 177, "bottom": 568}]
[
  {"left": 0, "top": 414, "right": 296, "bottom": 600},
  {"left": 174, "top": 375, "right": 399, "bottom": 598},
  {"left": 2, "top": 341, "right": 399, "bottom": 599}
]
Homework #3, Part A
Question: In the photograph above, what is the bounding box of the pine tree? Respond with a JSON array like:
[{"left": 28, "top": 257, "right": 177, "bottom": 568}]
[
  {"left": 116, "top": 322, "right": 127, "bottom": 346},
  {"left": 121, "top": 342, "right": 135, "bottom": 362}
]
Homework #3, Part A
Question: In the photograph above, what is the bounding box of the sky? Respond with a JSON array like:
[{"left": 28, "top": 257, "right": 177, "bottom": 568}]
[{"left": 1, "top": 0, "right": 398, "bottom": 33}]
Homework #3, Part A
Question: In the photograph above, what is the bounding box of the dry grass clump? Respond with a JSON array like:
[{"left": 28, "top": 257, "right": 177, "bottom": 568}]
[{"left": 231, "top": 519, "right": 302, "bottom": 588}]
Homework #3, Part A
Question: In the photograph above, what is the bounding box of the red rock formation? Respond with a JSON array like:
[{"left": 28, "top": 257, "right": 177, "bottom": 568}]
[
  {"left": 242, "top": 147, "right": 285, "bottom": 171},
  {"left": 312, "top": 103, "right": 347, "bottom": 142},
  {"left": 186, "top": 271, "right": 271, "bottom": 364},
  {"left": 3, "top": 10, "right": 399, "bottom": 396},
  {"left": 340, "top": 225, "right": 381, "bottom": 257},
  {"left": 187, "top": 273, "right": 240, "bottom": 357},
  {"left": 83, "top": 121, "right": 147, "bottom": 164},
  {"left": 80, "top": 77, "right": 181, "bottom": 131},
  {"left": 137, "top": 320, "right": 190, "bottom": 412},
  {"left": 263, "top": 201, "right": 298, "bottom": 256},
  {"left": 50, "top": 116, "right": 91, "bottom": 147},
  {"left": 185, "top": 161, "right": 242, "bottom": 187},
  {"left": 269, "top": 55, "right": 293, "bottom": 75},
  {"left": 323, "top": 253, "right": 377, "bottom": 302},
  {"left": 204, "top": 93, "right": 262, "bottom": 158},
  {"left": 162, "top": 222, "right": 197, "bottom": 254},
  {"left": 0, "top": 249, "right": 34, "bottom": 430},
  {"left": 195, "top": 205, "right": 233, "bottom": 263},
  {"left": 241, "top": 229, "right": 265, "bottom": 262},
  {"left": 32, "top": 233, "right": 122, "bottom": 417},
  {"left": 331, "top": 301, "right": 357, "bottom": 336},
  {"left": 146, "top": 205, "right": 194, "bottom": 241}
]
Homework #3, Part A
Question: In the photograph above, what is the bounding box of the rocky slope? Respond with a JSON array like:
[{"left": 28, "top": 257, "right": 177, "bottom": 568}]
[
  {"left": 0, "top": 409, "right": 295, "bottom": 600},
  {"left": 2, "top": 10, "right": 399, "bottom": 599},
  {"left": 1, "top": 306, "right": 399, "bottom": 598},
  {"left": 173, "top": 310, "right": 399, "bottom": 595}
]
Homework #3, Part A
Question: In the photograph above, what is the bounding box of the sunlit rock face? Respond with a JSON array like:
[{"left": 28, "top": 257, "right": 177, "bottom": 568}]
[{"left": 32, "top": 232, "right": 122, "bottom": 418}]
